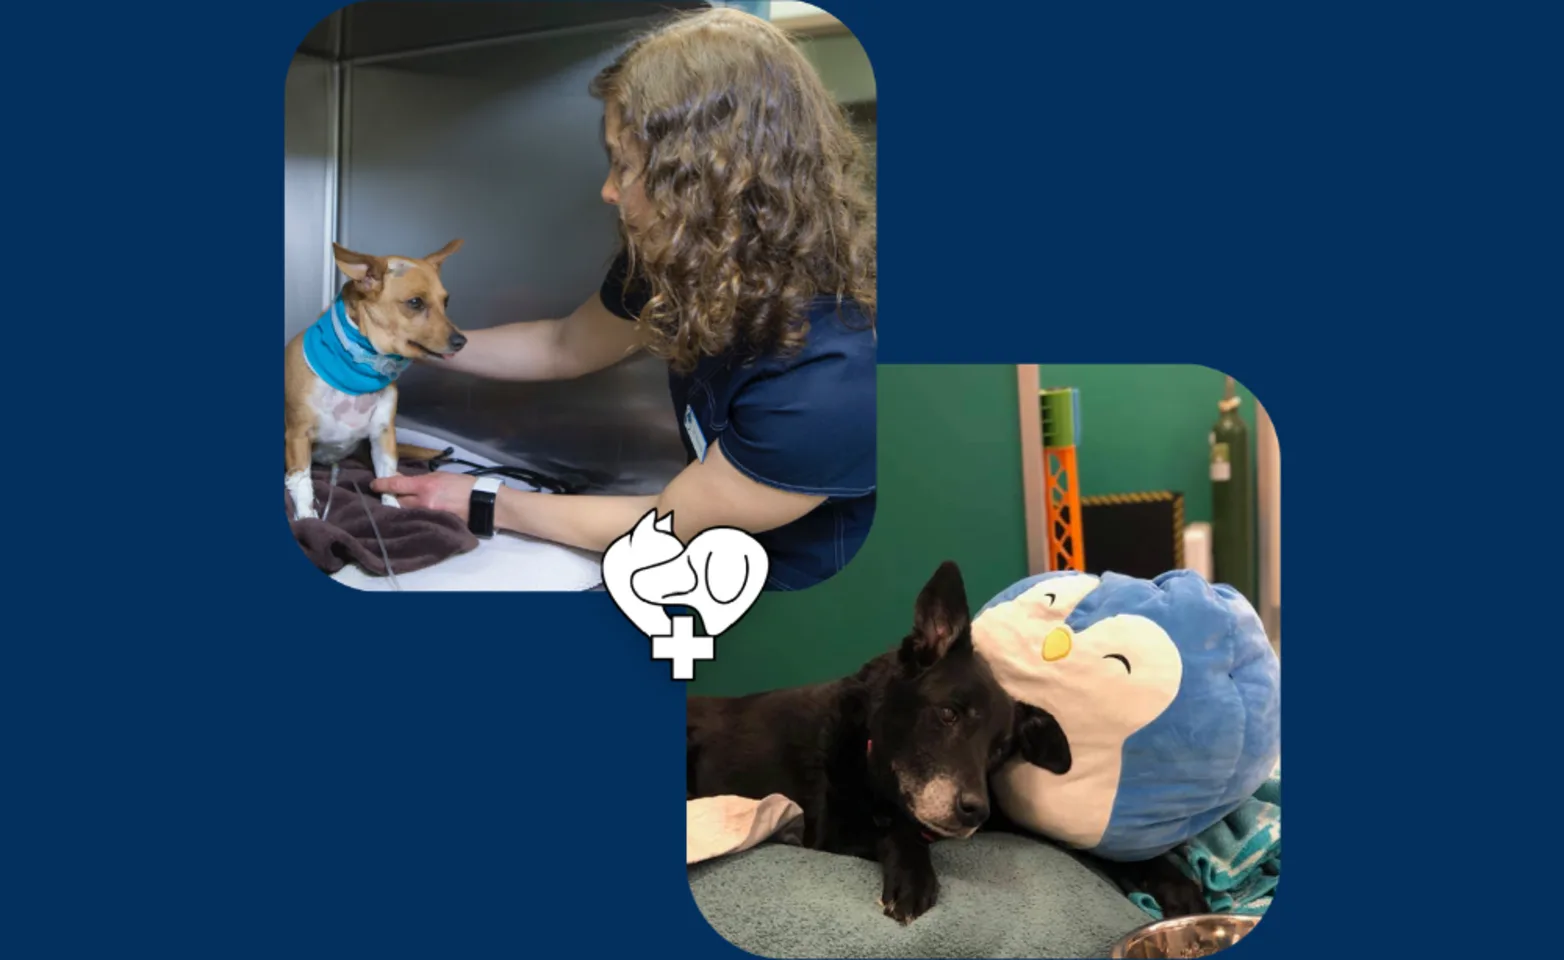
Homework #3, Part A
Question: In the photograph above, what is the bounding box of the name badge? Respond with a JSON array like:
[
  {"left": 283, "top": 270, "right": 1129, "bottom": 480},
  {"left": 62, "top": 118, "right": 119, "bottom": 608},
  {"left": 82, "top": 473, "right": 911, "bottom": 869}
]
[{"left": 684, "top": 405, "right": 709, "bottom": 462}]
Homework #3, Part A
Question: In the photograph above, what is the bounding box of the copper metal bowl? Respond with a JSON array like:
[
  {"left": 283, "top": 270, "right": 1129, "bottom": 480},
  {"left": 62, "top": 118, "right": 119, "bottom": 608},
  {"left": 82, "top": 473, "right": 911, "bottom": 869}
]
[{"left": 1107, "top": 914, "right": 1260, "bottom": 958}]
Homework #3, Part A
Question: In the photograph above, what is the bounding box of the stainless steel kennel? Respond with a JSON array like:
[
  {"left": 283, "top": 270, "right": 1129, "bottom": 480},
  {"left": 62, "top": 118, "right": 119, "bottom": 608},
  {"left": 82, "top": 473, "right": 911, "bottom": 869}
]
[{"left": 286, "top": 2, "right": 737, "bottom": 496}]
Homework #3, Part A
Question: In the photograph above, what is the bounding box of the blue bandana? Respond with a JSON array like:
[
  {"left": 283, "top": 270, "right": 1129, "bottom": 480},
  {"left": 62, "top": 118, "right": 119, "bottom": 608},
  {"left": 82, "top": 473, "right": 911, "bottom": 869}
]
[{"left": 301, "top": 297, "right": 412, "bottom": 395}]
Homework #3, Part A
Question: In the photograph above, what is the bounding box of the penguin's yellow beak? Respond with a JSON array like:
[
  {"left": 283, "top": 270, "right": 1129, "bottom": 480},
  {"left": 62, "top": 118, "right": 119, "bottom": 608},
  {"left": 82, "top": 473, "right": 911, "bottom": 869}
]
[{"left": 1042, "top": 626, "right": 1073, "bottom": 662}]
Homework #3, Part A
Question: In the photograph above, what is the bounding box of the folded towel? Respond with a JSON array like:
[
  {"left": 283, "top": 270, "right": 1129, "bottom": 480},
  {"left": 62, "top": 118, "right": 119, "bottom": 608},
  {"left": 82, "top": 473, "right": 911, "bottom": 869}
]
[
  {"left": 687, "top": 794, "right": 805, "bottom": 865},
  {"left": 689, "top": 832, "right": 1151, "bottom": 958},
  {"left": 288, "top": 458, "right": 478, "bottom": 576},
  {"left": 1130, "top": 762, "right": 1280, "bottom": 919}
]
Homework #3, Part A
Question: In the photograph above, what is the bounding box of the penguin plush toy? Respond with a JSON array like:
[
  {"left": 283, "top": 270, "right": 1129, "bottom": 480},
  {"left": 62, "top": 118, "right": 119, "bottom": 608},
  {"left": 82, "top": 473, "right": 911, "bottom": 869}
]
[{"left": 973, "top": 569, "right": 1279, "bottom": 870}]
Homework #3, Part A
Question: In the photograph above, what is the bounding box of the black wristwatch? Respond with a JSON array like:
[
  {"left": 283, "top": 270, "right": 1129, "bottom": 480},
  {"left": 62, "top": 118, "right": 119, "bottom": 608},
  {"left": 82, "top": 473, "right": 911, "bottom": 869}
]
[{"left": 468, "top": 476, "right": 503, "bottom": 539}]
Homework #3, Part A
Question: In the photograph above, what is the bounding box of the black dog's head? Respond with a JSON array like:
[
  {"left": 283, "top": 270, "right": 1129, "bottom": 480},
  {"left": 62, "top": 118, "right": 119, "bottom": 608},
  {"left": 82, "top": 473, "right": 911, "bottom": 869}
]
[{"left": 866, "top": 561, "right": 1017, "bottom": 839}]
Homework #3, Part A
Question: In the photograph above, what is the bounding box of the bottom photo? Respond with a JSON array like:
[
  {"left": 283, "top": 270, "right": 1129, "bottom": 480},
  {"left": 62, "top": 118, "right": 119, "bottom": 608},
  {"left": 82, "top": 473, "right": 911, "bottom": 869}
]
[{"left": 684, "top": 364, "right": 1282, "bottom": 959}]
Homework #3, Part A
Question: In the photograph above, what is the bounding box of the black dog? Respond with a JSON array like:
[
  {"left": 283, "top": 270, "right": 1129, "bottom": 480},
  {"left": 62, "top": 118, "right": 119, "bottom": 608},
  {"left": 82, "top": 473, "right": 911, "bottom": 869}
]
[
  {"left": 687, "top": 560, "right": 1065, "bottom": 923},
  {"left": 687, "top": 558, "right": 1208, "bottom": 922}
]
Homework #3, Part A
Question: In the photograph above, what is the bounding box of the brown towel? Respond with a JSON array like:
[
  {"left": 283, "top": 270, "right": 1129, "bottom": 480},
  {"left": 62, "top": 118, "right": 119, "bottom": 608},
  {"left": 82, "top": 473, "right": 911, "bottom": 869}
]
[{"left": 288, "top": 458, "right": 478, "bottom": 576}]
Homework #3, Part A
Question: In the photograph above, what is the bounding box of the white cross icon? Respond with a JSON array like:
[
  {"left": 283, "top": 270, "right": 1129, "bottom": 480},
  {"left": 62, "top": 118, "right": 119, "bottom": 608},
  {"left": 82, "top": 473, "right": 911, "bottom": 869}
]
[{"left": 651, "top": 615, "right": 715, "bottom": 681}]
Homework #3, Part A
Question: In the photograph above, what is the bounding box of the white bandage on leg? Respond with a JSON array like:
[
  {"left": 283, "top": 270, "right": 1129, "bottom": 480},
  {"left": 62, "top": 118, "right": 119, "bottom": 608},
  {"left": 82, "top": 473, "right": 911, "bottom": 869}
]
[
  {"left": 371, "top": 442, "right": 400, "bottom": 509},
  {"left": 287, "top": 470, "right": 317, "bottom": 520}
]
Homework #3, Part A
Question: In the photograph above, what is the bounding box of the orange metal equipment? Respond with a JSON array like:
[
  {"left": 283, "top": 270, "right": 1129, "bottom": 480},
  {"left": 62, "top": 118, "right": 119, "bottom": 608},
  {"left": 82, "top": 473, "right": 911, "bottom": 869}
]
[{"left": 1041, "top": 387, "right": 1085, "bottom": 572}]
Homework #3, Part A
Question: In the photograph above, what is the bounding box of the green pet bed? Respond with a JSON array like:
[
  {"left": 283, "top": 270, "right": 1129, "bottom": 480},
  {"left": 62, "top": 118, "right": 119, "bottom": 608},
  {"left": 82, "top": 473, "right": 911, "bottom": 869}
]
[{"left": 688, "top": 832, "right": 1149, "bottom": 958}]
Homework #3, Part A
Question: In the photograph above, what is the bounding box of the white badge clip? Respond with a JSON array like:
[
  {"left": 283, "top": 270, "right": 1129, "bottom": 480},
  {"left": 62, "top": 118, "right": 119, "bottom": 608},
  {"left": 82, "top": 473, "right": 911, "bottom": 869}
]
[{"left": 684, "top": 405, "right": 709, "bottom": 462}]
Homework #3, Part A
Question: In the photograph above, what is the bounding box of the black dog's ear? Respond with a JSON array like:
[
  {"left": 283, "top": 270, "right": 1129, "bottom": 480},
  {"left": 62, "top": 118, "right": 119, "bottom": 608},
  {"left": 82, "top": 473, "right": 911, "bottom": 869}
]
[
  {"left": 1014, "top": 702, "right": 1072, "bottom": 774},
  {"left": 901, "top": 560, "right": 971, "bottom": 669}
]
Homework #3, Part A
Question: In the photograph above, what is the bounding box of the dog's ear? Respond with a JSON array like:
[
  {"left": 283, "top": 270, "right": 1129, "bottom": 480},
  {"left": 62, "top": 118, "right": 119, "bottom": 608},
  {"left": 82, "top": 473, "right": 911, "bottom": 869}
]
[
  {"left": 1014, "top": 702, "right": 1071, "bottom": 774},
  {"left": 423, "top": 238, "right": 464, "bottom": 268},
  {"left": 333, "top": 243, "right": 385, "bottom": 292},
  {"left": 901, "top": 560, "right": 971, "bottom": 670}
]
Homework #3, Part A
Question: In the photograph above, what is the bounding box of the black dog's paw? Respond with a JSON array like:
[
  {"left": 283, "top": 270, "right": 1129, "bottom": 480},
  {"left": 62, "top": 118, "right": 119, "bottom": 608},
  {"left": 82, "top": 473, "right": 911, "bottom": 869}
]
[
  {"left": 878, "top": 868, "right": 939, "bottom": 924},
  {"left": 1099, "top": 854, "right": 1208, "bottom": 919},
  {"left": 1147, "top": 871, "right": 1207, "bottom": 918}
]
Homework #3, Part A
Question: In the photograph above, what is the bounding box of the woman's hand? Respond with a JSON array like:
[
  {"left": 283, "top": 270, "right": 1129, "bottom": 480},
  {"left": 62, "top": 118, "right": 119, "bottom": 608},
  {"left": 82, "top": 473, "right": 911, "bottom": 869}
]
[{"left": 370, "top": 472, "right": 477, "bottom": 521}]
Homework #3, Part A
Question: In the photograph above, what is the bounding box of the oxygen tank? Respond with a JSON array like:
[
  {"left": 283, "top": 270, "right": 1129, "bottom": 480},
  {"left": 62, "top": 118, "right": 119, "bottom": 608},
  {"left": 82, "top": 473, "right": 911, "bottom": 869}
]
[{"left": 1210, "top": 376, "right": 1256, "bottom": 605}]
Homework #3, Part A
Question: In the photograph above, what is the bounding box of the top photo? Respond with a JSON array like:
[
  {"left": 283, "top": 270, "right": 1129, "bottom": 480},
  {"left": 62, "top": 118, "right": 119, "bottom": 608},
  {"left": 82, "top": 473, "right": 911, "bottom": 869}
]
[{"left": 283, "top": 2, "right": 877, "bottom": 592}]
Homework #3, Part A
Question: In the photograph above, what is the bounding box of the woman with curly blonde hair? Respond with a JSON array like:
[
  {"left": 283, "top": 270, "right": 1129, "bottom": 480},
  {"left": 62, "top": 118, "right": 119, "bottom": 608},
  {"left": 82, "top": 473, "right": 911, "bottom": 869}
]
[{"left": 375, "top": 8, "right": 876, "bottom": 590}]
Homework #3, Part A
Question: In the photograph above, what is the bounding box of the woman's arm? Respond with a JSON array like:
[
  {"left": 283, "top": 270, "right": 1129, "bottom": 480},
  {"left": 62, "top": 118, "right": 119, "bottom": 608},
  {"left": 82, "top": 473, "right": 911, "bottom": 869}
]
[
  {"left": 431, "top": 291, "right": 645, "bottom": 381},
  {"left": 496, "top": 439, "right": 825, "bottom": 550},
  {"left": 371, "top": 439, "right": 825, "bottom": 553}
]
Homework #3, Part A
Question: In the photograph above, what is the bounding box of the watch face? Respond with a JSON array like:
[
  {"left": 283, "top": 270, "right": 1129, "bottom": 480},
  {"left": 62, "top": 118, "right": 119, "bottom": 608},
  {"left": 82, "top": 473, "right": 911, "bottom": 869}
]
[{"left": 469, "top": 487, "right": 497, "bottom": 538}]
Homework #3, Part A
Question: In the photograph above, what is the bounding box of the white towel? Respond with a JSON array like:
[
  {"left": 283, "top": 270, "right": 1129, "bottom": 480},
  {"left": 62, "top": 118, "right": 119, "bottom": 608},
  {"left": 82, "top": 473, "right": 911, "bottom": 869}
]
[{"left": 686, "top": 794, "right": 805, "bottom": 865}]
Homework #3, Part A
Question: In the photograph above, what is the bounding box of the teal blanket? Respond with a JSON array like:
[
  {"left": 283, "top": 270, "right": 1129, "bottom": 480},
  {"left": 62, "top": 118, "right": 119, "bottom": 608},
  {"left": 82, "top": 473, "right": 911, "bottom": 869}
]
[
  {"left": 1129, "top": 764, "right": 1281, "bottom": 919},
  {"left": 689, "top": 833, "right": 1150, "bottom": 958}
]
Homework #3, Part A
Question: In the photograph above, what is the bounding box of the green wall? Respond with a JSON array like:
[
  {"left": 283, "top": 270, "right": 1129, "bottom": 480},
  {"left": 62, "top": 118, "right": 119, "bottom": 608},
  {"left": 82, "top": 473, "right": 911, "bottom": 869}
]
[
  {"left": 688, "top": 364, "right": 1029, "bottom": 696},
  {"left": 1039, "top": 365, "right": 1258, "bottom": 523},
  {"left": 689, "top": 364, "right": 1263, "bottom": 697}
]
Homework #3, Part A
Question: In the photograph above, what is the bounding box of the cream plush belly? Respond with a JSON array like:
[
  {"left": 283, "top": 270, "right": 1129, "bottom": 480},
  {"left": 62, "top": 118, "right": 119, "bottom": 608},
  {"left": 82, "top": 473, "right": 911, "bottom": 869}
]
[
  {"left": 994, "top": 735, "right": 1123, "bottom": 848},
  {"left": 309, "top": 379, "right": 394, "bottom": 464}
]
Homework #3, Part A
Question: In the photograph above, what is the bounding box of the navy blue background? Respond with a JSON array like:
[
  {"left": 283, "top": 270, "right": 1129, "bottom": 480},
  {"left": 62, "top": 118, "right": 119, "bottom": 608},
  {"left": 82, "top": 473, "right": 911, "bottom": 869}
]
[{"left": 4, "top": 0, "right": 1559, "bottom": 956}]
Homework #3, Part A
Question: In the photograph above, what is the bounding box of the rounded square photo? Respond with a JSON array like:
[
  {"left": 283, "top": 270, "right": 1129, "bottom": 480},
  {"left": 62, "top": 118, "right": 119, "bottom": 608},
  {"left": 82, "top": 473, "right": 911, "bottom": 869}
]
[
  {"left": 686, "top": 364, "right": 1281, "bottom": 958},
  {"left": 284, "top": 2, "right": 876, "bottom": 592}
]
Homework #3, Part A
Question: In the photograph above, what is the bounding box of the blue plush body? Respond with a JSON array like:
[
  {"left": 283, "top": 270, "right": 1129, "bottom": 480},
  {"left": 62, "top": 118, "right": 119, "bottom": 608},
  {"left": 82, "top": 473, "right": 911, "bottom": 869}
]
[{"left": 972, "top": 569, "right": 1279, "bottom": 862}]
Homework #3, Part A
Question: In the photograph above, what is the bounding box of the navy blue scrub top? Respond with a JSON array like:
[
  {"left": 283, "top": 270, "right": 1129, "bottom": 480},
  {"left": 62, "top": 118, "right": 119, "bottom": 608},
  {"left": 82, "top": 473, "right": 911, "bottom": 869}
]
[{"left": 599, "top": 253, "right": 876, "bottom": 590}]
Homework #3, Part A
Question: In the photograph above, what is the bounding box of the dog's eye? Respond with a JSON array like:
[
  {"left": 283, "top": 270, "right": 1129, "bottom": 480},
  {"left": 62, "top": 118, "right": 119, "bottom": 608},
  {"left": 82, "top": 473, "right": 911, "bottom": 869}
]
[
  {"left": 406, "top": 297, "right": 425, "bottom": 311},
  {"left": 937, "top": 706, "right": 958, "bottom": 725},
  {"left": 1103, "top": 654, "right": 1132, "bottom": 673}
]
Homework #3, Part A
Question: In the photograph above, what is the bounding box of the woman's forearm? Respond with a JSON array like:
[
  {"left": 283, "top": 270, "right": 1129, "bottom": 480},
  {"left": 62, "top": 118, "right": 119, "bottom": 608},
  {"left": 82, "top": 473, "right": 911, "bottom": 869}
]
[
  {"left": 488, "top": 439, "right": 826, "bottom": 555},
  {"left": 495, "top": 488, "right": 659, "bottom": 553},
  {"left": 432, "top": 320, "right": 567, "bottom": 380},
  {"left": 430, "top": 292, "right": 644, "bottom": 382}
]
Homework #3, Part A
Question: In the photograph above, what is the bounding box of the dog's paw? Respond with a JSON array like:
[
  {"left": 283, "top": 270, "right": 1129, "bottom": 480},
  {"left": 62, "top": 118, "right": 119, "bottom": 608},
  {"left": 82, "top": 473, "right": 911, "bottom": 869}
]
[
  {"left": 1129, "top": 858, "right": 1207, "bottom": 918},
  {"left": 879, "top": 871, "right": 938, "bottom": 924},
  {"left": 1151, "top": 876, "right": 1208, "bottom": 918},
  {"left": 381, "top": 494, "right": 401, "bottom": 509}
]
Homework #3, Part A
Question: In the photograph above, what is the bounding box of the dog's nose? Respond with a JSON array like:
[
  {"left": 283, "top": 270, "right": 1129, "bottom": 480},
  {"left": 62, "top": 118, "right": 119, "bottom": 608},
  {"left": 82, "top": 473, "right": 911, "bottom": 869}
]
[
  {"left": 956, "top": 794, "right": 988, "bottom": 826},
  {"left": 447, "top": 333, "right": 467, "bottom": 352}
]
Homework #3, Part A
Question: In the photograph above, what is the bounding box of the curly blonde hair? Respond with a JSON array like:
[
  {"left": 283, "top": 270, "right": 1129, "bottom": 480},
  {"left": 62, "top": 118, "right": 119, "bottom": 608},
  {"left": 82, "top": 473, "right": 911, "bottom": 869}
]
[{"left": 590, "top": 7, "right": 876, "bottom": 373}]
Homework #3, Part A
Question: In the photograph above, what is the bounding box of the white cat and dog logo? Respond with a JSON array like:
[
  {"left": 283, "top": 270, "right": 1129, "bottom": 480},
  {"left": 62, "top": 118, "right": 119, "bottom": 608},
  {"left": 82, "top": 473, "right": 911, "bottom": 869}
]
[{"left": 601, "top": 510, "right": 769, "bottom": 681}]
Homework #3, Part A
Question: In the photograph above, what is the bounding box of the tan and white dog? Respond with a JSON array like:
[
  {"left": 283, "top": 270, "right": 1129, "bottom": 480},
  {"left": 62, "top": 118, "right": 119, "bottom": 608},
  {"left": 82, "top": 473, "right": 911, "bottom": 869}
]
[{"left": 285, "top": 240, "right": 466, "bottom": 521}]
